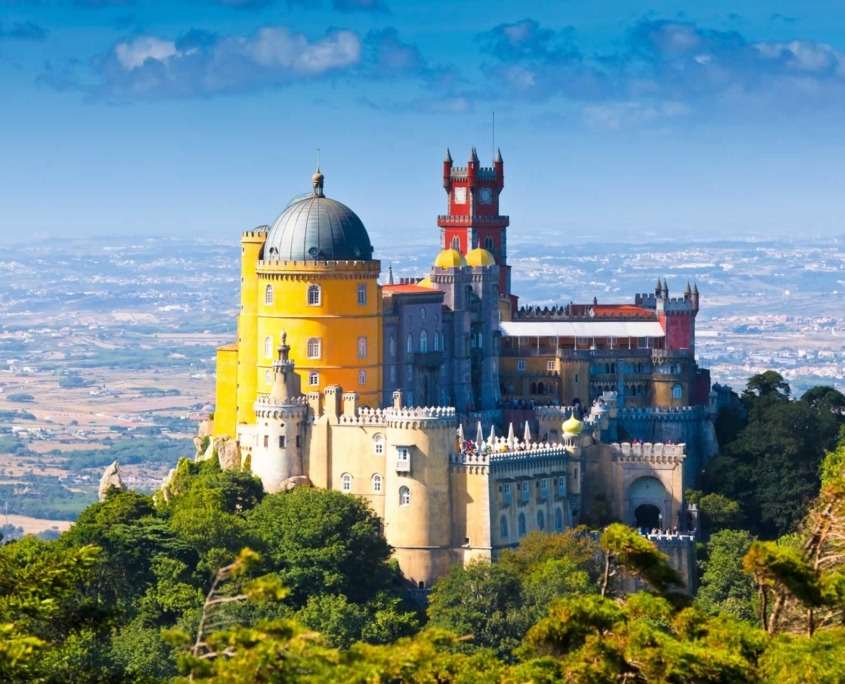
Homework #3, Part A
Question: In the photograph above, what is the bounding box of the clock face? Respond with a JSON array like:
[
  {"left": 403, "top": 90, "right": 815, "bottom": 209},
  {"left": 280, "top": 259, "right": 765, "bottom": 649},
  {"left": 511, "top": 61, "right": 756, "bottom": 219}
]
[
  {"left": 480, "top": 187, "right": 493, "bottom": 204},
  {"left": 454, "top": 187, "right": 467, "bottom": 205}
]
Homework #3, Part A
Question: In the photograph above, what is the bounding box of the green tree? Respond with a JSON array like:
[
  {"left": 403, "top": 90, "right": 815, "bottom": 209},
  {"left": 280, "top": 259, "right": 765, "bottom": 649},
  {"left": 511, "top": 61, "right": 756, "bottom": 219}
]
[
  {"left": 599, "top": 523, "right": 682, "bottom": 596},
  {"left": 426, "top": 560, "right": 529, "bottom": 659},
  {"left": 247, "top": 487, "right": 393, "bottom": 605},
  {"left": 697, "top": 529, "right": 756, "bottom": 622},
  {"left": 745, "top": 371, "right": 791, "bottom": 402}
]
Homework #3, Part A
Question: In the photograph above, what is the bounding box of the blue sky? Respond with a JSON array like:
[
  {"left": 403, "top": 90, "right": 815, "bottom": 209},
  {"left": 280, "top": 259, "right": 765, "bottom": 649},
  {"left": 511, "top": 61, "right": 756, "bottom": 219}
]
[{"left": 2, "top": 1, "right": 845, "bottom": 247}]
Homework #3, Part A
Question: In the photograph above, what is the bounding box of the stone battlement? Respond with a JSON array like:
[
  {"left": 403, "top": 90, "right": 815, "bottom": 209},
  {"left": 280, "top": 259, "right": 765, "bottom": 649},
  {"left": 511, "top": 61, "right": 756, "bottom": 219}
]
[
  {"left": 610, "top": 442, "right": 686, "bottom": 463},
  {"left": 619, "top": 406, "right": 701, "bottom": 422},
  {"left": 338, "top": 406, "right": 388, "bottom": 426}
]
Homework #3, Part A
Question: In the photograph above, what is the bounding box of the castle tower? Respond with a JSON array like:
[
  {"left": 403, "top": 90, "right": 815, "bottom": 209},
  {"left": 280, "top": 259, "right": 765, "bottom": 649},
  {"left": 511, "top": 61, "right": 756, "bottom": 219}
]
[
  {"left": 251, "top": 333, "right": 308, "bottom": 492},
  {"left": 438, "top": 147, "right": 511, "bottom": 299}
]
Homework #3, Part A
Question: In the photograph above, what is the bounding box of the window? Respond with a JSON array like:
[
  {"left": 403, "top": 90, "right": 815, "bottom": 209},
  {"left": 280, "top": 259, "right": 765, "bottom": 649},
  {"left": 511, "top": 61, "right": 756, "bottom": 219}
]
[
  {"left": 546, "top": 359, "right": 555, "bottom": 372},
  {"left": 484, "top": 236, "right": 494, "bottom": 250},
  {"left": 672, "top": 384, "right": 683, "bottom": 400},
  {"left": 500, "top": 515, "right": 509, "bottom": 539},
  {"left": 358, "top": 369, "right": 367, "bottom": 386},
  {"left": 357, "top": 336, "right": 368, "bottom": 359},
  {"left": 517, "top": 359, "right": 526, "bottom": 372},
  {"left": 555, "top": 508, "right": 564, "bottom": 531},
  {"left": 373, "top": 434, "right": 385, "bottom": 456},
  {"left": 357, "top": 284, "right": 367, "bottom": 305},
  {"left": 341, "top": 473, "right": 352, "bottom": 492},
  {"left": 396, "top": 446, "right": 411, "bottom": 473},
  {"left": 519, "top": 482, "right": 529, "bottom": 504},
  {"left": 307, "top": 284, "right": 321, "bottom": 306},
  {"left": 432, "top": 332, "right": 440, "bottom": 352},
  {"left": 389, "top": 335, "right": 396, "bottom": 357},
  {"left": 263, "top": 435, "right": 269, "bottom": 448},
  {"left": 309, "top": 371, "right": 319, "bottom": 386},
  {"left": 264, "top": 284, "right": 273, "bottom": 305},
  {"left": 454, "top": 187, "right": 467, "bottom": 205},
  {"left": 371, "top": 473, "right": 382, "bottom": 493},
  {"left": 451, "top": 235, "right": 460, "bottom": 249},
  {"left": 389, "top": 366, "right": 397, "bottom": 383},
  {"left": 419, "top": 331, "right": 428, "bottom": 353},
  {"left": 539, "top": 479, "right": 549, "bottom": 500},
  {"left": 537, "top": 510, "right": 545, "bottom": 530},
  {"left": 556, "top": 477, "right": 566, "bottom": 498},
  {"left": 406, "top": 334, "right": 414, "bottom": 354},
  {"left": 264, "top": 336, "right": 273, "bottom": 359},
  {"left": 265, "top": 369, "right": 271, "bottom": 384},
  {"left": 518, "top": 512, "right": 526, "bottom": 537},
  {"left": 399, "top": 486, "right": 411, "bottom": 506},
  {"left": 420, "top": 308, "right": 426, "bottom": 321},
  {"left": 278, "top": 435, "right": 286, "bottom": 448},
  {"left": 307, "top": 337, "right": 321, "bottom": 359}
]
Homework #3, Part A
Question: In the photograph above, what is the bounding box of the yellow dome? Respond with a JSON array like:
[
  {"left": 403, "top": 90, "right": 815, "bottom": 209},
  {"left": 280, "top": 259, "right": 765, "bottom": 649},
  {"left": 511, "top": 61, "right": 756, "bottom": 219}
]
[
  {"left": 434, "top": 248, "right": 467, "bottom": 269},
  {"left": 417, "top": 276, "right": 434, "bottom": 288},
  {"left": 466, "top": 248, "right": 496, "bottom": 267},
  {"left": 562, "top": 414, "right": 583, "bottom": 436}
]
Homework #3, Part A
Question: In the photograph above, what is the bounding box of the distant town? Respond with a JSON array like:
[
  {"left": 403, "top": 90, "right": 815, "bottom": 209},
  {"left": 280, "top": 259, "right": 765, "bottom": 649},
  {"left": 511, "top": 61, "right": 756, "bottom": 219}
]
[{"left": 0, "top": 234, "right": 842, "bottom": 529}]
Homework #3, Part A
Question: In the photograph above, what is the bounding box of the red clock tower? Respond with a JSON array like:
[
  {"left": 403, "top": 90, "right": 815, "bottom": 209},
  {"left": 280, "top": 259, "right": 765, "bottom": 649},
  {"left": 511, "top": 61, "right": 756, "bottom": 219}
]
[{"left": 438, "top": 147, "right": 512, "bottom": 299}]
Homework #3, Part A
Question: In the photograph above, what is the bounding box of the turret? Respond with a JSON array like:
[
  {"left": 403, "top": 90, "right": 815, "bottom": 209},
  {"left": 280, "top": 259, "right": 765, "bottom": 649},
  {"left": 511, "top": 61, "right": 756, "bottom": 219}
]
[
  {"left": 691, "top": 282, "right": 700, "bottom": 312},
  {"left": 467, "top": 147, "right": 478, "bottom": 188},
  {"left": 442, "top": 148, "right": 452, "bottom": 190}
]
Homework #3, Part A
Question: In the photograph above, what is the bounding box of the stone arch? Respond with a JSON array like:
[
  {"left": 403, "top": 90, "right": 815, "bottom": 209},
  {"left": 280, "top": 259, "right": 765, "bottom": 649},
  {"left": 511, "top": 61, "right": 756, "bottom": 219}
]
[{"left": 626, "top": 476, "right": 670, "bottom": 530}]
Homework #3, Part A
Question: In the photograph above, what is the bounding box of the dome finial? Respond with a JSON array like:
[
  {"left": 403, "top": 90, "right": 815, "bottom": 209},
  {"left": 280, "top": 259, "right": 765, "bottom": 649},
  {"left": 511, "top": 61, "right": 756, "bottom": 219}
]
[{"left": 312, "top": 167, "right": 324, "bottom": 198}]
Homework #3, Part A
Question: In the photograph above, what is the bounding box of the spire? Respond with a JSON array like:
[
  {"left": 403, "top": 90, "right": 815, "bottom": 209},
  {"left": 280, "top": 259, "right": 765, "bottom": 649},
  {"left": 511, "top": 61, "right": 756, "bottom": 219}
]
[
  {"left": 693, "top": 281, "right": 699, "bottom": 295},
  {"left": 476, "top": 420, "right": 484, "bottom": 444},
  {"left": 656, "top": 277, "right": 663, "bottom": 294},
  {"left": 662, "top": 278, "right": 669, "bottom": 295},
  {"left": 311, "top": 168, "right": 324, "bottom": 198},
  {"left": 487, "top": 424, "right": 496, "bottom": 445},
  {"left": 470, "top": 146, "right": 479, "bottom": 164},
  {"left": 388, "top": 264, "right": 394, "bottom": 285},
  {"left": 495, "top": 147, "right": 503, "bottom": 163},
  {"left": 444, "top": 147, "right": 452, "bottom": 163},
  {"left": 271, "top": 331, "right": 296, "bottom": 403},
  {"left": 685, "top": 281, "right": 692, "bottom": 296},
  {"left": 457, "top": 423, "right": 464, "bottom": 443},
  {"left": 523, "top": 420, "right": 532, "bottom": 443},
  {"left": 507, "top": 422, "right": 515, "bottom": 447}
]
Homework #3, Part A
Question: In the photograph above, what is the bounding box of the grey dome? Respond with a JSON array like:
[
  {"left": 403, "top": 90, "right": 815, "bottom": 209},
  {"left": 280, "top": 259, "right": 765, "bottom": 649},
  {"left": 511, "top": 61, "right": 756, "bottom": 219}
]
[{"left": 264, "top": 171, "right": 373, "bottom": 261}]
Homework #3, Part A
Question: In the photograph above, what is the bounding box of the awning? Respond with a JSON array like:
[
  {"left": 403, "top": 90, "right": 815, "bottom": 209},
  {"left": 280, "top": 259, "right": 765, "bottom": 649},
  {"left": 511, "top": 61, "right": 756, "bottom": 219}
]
[{"left": 500, "top": 321, "right": 665, "bottom": 338}]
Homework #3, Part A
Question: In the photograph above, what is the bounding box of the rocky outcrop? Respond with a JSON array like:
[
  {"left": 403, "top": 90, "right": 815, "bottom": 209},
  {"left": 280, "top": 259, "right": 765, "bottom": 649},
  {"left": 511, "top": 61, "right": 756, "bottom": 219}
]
[
  {"left": 216, "top": 438, "right": 240, "bottom": 471},
  {"left": 98, "top": 460, "right": 126, "bottom": 501}
]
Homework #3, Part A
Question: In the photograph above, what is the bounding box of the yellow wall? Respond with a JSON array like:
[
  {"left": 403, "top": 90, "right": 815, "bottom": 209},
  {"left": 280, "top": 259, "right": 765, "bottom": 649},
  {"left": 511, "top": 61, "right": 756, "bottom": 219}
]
[
  {"left": 213, "top": 345, "right": 238, "bottom": 437},
  {"left": 236, "top": 231, "right": 266, "bottom": 426},
  {"left": 254, "top": 260, "right": 382, "bottom": 408}
]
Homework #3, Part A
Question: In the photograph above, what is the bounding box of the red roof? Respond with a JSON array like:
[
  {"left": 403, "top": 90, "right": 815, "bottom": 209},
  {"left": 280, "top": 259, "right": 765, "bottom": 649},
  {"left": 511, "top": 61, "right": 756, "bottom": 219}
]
[
  {"left": 382, "top": 284, "right": 438, "bottom": 295},
  {"left": 592, "top": 304, "right": 654, "bottom": 319}
]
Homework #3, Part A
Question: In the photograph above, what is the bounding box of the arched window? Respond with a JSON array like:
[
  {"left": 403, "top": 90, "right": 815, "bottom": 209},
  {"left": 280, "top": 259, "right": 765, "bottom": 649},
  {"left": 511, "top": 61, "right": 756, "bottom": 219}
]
[
  {"left": 307, "top": 284, "right": 321, "bottom": 306},
  {"left": 451, "top": 236, "right": 460, "bottom": 249},
  {"left": 264, "top": 336, "right": 273, "bottom": 359},
  {"left": 340, "top": 473, "right": 352, "bottom": 492},
  {"left": 537, "top": 510, "right": 545, "bottom": 531},
  {"left": 309, "top": 371, "right": 319, "bottom": 386},
  {"left": 419, "top": 331, "right": 428, "bottom": 353},
  {"left": 406, "top": 334, "right": 413, "bottom": 354},
  {"left": 432, "top": 332, "right": 440, "bottom": 352},
  {"left": 371, "top": 473, "right": 382, "bottom": 493},
  {"left": 372, "top": 434, "right": 385, "bottom": 456},
  {"left": 357, "top": 283, "right": 367, "bottom": 305},
  {"left": 357, "top": 336, "right": 368, "bottom": 359},
  {"left": 358, "top": 369, "right": 367, "bottom": 386},
  {"left": 264, "top": 284, "right": 273, "bottom": 305},
  {"left": 307, "top": 337, "right": 321, "bottom": 359},
  {"left": 484, "top": 236, "right": 494, "bottom": 250},
  {"left": 399, "top": 486, "right": 411, "bottom": 506},
  {"left": 500, "top": 515, "right": 509, "bottom": 539},
  {"left": 518, "top": 512, "right": 526, "bottom": 537},
  {"left": 555, "top": 508, "right": 564, "bottom": 531},
  {"left": 672, "top": 383, "right": 683, "bottom": 400}
]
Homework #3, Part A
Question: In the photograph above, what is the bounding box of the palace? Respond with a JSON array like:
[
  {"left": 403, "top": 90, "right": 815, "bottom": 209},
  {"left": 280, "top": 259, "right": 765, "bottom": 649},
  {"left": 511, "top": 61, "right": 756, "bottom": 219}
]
[{"left": 203, "top": 149, "right": 715, "bottom": 589}]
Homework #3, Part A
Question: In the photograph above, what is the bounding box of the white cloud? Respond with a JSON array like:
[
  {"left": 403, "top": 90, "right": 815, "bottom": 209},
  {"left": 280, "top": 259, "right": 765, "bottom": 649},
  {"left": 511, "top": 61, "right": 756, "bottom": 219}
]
[
  {"left": 243, "top": 27, "right": 360, "bottom": 74},
  {"left": 115, "top": 36, "right": 177, "bottom": 70}
]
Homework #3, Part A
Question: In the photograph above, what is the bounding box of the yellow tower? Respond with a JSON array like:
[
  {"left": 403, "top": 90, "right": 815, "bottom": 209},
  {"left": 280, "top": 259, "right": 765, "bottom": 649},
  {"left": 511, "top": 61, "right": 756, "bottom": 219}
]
[{"left": 214, "top": 169, "right": 382, "bottom": 438}]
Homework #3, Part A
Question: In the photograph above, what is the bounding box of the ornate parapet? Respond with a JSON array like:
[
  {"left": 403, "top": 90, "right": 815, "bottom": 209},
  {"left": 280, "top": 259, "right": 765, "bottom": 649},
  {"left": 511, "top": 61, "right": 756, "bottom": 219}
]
[
  {"left": 452, "top": 439, "right": 570, "bottom": 474},
  {"left": 338, "top": 406, "right": 388, "bottom": 426},
  {"left": 619, "top": 405, "right": 702, "bottom": 423},
  {"left": 385, "top": 405, "right": 457, "bottom": 430},
  {"left": 610, "top": 442, "right": 686, "bottom": 464},
  {"left": 254, "top": 394, "right": 309, "bottom": 420}
]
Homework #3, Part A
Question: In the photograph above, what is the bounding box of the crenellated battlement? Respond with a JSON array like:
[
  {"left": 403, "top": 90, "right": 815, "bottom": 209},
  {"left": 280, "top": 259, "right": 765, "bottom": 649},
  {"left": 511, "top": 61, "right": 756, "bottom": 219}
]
[
  {"left": 241, "top": 227, "right": 269, "bottom": 241},
  {"left": 619, "top": 406, "right": 702, "bottom": 422},
  {"left": 610, "top": 441, "right": 686, "bottom": 463},
  {"left": 338, "top": 406, "right": 388, "bottom": 426}
]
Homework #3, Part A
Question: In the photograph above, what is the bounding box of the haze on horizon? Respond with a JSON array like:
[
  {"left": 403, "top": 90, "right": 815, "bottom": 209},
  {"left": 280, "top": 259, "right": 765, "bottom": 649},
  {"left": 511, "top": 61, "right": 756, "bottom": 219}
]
[{"left": 2, "top": 0, "right": 845, "bottom": 245}]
